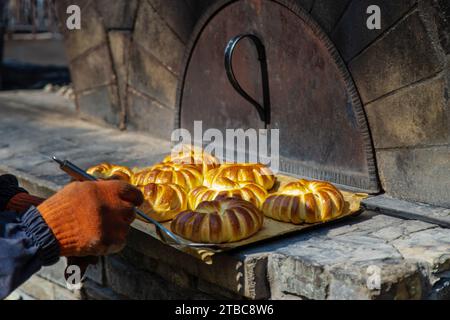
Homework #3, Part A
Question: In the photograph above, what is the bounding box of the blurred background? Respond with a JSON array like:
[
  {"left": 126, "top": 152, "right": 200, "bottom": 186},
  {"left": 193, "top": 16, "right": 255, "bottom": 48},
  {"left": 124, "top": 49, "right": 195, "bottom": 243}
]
[
  {"left": 0, "top": 0, "right": 70, "bottom": 90},
  {"left": 1, "top": 0, "right": 449, "bottom": 301}
]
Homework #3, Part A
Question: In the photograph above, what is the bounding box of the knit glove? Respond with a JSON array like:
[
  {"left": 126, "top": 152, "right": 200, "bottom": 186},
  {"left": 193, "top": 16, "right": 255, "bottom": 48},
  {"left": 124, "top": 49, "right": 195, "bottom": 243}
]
[
  {"left": 0, "top": 174, "right": 28, "bottom": 211},
  {"left": 38, "top": 180, "right": 143, "bottom": 257},
  {"left": 6, "top": 192, "right": 45, "bottom": 214}
]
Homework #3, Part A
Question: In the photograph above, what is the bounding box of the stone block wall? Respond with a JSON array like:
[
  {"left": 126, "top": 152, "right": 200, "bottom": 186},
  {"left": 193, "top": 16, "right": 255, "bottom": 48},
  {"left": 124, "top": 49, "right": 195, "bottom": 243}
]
[
  {"left": 54, "top": 0, "right": 211, "bottom": 138},
  {"left": 325, "top": 0, "right": 449, "bottom": 208},
  {"left": 54, "top": 0, "right": 449, "bottom": 206}
]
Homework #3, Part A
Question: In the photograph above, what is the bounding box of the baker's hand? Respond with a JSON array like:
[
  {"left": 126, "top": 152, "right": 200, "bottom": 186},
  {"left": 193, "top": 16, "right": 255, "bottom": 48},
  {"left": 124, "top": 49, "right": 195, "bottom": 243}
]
[
  {"left": 6, "top": 193, "right": 45, "bottom": 214},
  {"left": 38, "top": 180, "right": 143, "bottom": 257}
]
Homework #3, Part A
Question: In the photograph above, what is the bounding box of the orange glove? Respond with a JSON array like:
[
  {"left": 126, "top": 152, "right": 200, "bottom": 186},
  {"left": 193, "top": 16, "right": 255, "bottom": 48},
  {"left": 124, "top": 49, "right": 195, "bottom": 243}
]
[
  {"left": 37, "top": 180, "right": 143, "bottom": 257},
  {"left": 6, "top": 193, "right": 45, "bottom": 214}
]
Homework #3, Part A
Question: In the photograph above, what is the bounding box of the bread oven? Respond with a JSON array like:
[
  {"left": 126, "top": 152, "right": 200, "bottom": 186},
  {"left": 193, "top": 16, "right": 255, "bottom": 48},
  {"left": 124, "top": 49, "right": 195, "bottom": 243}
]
[
  {"left": 177, "top": 0, "right": 379, "bottom": 194},
  {"left": 8, "top": 0, "right": 446, "bottom": 301}
]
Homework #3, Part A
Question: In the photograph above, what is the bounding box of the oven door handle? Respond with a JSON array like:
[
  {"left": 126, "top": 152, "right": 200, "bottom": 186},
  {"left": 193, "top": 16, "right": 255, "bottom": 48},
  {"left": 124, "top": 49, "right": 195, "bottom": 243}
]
[{"left": 224, "top": 34, "right": 271, "bottom": 126}]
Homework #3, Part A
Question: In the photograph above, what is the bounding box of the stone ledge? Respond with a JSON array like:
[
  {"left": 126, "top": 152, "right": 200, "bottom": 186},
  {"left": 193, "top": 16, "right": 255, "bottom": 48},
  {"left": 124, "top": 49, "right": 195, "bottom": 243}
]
[
  {"left": 2, "top": 91, "right": 450, "bottom": 300},
  {"left": 263, "top": 213, "right": 450, "bottom": 299},
  {"left": 363, "top": 195, "right": 450, "bottom": 228},
  {"left": 10, "top": 275, "right": 82, "bottom": 300}
]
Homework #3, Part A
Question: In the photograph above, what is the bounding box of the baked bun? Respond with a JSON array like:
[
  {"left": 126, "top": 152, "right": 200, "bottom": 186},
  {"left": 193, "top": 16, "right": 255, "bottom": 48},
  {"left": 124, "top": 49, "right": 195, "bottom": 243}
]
[
  {"left": 171, "top": 198, "right": 264, "bottom": 243},
  {"left": 163, "top": 145, "right": 220, "bottom": 175},
  {"left": 205, "top": 164, "right": 275, "bottom": 190},
  {"left": 87, "top": 163, "right": 133, "bottom": 182},
  {"left": 189, "top": 177, "right": 267, "bottom": 209},
  {"left": 139, "top": 183, "right": 188, "bottom": 222},
  {"left": 262, "top": 179, "right": 345, "bottom": 224},
  {"left": 132, "top": 162, "right": 203, "bottom": 190}
]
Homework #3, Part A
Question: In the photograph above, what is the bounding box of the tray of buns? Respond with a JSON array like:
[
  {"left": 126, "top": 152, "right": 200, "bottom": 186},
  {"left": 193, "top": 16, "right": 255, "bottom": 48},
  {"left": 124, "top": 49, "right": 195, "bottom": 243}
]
[{"left": 87, "top": 145, "right": 368, "bottom": 264}]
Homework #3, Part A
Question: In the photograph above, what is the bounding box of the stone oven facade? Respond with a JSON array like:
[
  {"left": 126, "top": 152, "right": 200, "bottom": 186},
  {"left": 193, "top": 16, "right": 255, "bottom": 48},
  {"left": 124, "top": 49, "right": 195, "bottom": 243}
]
[
  {"left": 4, "top": 0, "right": 447, "bottom": 301},
  {"left": 55, "top": 0, "right": 449, "bottom": 208}
]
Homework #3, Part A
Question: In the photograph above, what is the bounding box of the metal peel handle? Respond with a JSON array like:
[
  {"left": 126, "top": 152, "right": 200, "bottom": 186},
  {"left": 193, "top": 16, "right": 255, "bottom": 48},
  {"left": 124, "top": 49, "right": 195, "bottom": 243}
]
[
  {"left": 51, "top": 156, "right": 160, "bottom": 225},
  {"left": 51, "top": 156, "right": 221, "bottom": 250}
]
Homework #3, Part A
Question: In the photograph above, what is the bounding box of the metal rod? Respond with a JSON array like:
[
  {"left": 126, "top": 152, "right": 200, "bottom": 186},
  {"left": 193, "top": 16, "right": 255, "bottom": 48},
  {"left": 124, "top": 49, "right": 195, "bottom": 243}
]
[
  {"left": 51, "top": 156, "right": 168, "bottom": 233},
  {"left": 224, "top": 34, "right": 271, "bottom": 126},
  {"left": 51, "top": 156, "right": 221, "bottom": 251}
]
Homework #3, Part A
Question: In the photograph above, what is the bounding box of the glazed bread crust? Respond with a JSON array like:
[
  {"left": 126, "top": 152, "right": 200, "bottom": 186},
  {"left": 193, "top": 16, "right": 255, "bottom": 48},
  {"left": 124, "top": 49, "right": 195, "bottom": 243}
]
[
  {"left": 132, "top": 162, "right": 203, "bottom": 191},
  {"left": 204, "top": 164, "right": 275, "bottom": 190},
  {"left": 189, "top": 177, "right": 267, "bottom": 209},
  {"left": 262, "top": 179, "right": 345, "bottom": 224},
  {"left": 87, "top": 163, "right": 133, "bottom": 182},
  {"left": 171, "top": 198, "right": 264, "bottom": 243},
  {"left": 139, "top": 183, "right": 188, "bottom": 222},
  {"left": 163, "top": 145, "right": 220, "bottom": 175}
]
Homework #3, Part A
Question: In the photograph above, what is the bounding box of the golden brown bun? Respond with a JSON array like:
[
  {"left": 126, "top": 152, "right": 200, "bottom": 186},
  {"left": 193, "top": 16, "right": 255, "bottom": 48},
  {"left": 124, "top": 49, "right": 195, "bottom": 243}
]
[
  {"left": 262, "top": 179, "right": 345, "bottom": 224},
  {"left": 189, "top": 177, "right": 267, "bottom": 210},
  {"left": 138, "top": 183, "right": 188, "bottom": 222},
  {"left": 163, "top": 145, "right": 220, "bottom": 175},
  {"left": 87, "top": 163, "right": 133, "bottom": 182},
  {"left": 204, "top": 163, "right": 275, "bottom": 190},
  {"left": 171, "top": 198, "right": 264, "bottom": 243},
  {"left": 132, "top": 162, "right": 203, "bottom": 191}
]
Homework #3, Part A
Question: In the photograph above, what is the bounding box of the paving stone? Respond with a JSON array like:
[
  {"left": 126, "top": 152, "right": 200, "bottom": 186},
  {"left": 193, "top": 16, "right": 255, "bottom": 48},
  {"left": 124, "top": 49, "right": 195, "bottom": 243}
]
[
  {"left": 363, "top": 195, "right": 450, "bottom": 228},
  {"left": 332, "top": 0, "right": 417, "bottom": 61},
  {"left": 349, "top": 10, "right": 445, "bottom": 103},
  {"left": 266, "top": 211, "right": 450, "bottom": 299},
  {"left": 365, "top": 75, "right": 449, "bottom": 149},
  {"left": 13, "top": 263, "right": 82, "bottom": 300},
  {"left": 15, "top": 275, "right": 81, "bottom": 300},
  {"left": 369, "top": 220, "right": 436, "bottom": 241},
  {"left": 376, "top": 146, "right": 450, "bottom": 208},
  {"left": 392, "top": 228, "right": 450, "bottom": 273},
  {"left": 5, "top": 291, "right": 25, "bottom": 300},
  {"left": 276, "top": 234, "right": 403, "bottom": 265},
  {"left": 37, "top": 258, "right": 68, "bottom": 287},
  {"left": 0, "top": 91, "right": 170, "bottom": 189},
  {"left": 16, "top": 275, "right": 55, "bottom": 300},
  {"left": 310, "top": 0, "right": 351, "bottom": 34},
  {"left": 53, "top": 285, "right": 82, "bottom": 300}
]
